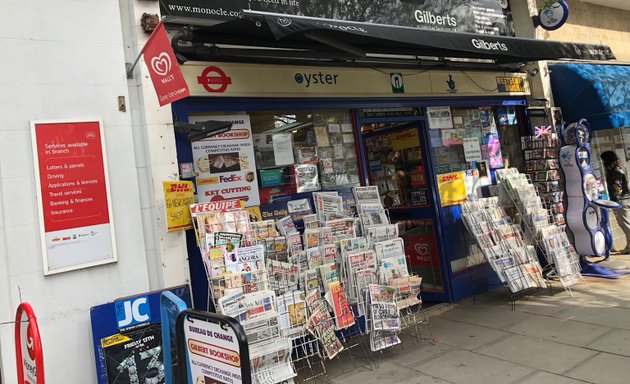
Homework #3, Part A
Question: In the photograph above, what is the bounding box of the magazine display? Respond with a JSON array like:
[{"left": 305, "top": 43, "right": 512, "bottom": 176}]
[
  {"left": 496, "top": 168, "right": 582, "bottom": 289},
  {"left": 194, "top": 190, "right": 427, "bottom": 378},
  {"left": 358, "top": 203, "right": 389, "bottom": 228},
  {"left": 368, "top": 284, "right": 401, "bottom": 351},
  {"left": 277, "top": 291, "right": 307, "bottom": 337},
  {"left": 461, "top": 196, "right": 546, "bottom": 293},
  {"left": 390, "top": 276, "right": 423, "bottom": 310},
  {"left": 225, "top": 244, "right": 265, "bottom": 273},
  {"left": 325, "top": 281, "right": 355, "bottom": 330},
  {"left": 353, "top": 185, "right": 381, "bottom": 204},
  {"left": 325, "top": 218, "right": 356, "bottom": 241},
  {"left": 267, "top": 259, "right": 299, "bottom": 294},
  {"left": 277, "top": 215, "right": 297, "bottom": 236},
  {"left": 313, "top": 192, "right": 343, "bottom": 221},
  {"left": 365, "top": 224, "right": 399, "bottom": 245},
  {"left": 305, "top": 291, "right": 344, "bottom": 359}
]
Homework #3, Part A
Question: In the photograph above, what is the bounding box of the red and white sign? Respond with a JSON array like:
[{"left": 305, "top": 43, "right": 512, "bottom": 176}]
[
  {"left": 143, "top": 22, "right": 189, "bottom": 106},
  {"left": 15, "top": 302, "right": 44, "bottom": 384},
  {"left": 31, "top": 120, "right": 117, "bottom": 274},
  {"left": 197, "top": 66, "right": 232, "bottom": 93}
]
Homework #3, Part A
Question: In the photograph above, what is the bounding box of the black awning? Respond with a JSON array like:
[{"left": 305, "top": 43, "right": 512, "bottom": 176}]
[{"left": 170, "top": 10, "right": 615, "bottom": 66}]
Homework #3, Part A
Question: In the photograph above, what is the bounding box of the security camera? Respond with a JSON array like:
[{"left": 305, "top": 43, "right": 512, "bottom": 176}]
[{"left": 174, "top": 120, "right": 233, "bottom": 142}]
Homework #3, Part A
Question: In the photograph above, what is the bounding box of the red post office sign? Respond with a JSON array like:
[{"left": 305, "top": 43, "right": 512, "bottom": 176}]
[
  {"left": 15, "top": 302, "right": 44, "bottom": 384},
  {"left": 31, "top": 120, "right": 117, "bottom": 274}
]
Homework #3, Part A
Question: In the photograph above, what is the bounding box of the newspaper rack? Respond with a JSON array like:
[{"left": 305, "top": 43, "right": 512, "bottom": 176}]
[
  {"left": 190, "top": 189, "right": 434, "bottom": 383},
  {"left": 461, "top": 197, "right": 550, "bottom": 309},
  {"left": 495, "top": 168, "right": 585, "bottom": 296}
]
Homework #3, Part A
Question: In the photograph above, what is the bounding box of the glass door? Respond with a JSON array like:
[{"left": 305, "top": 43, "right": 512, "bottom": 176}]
[{"left": 356, "top": 115, "right": 450, "bottom": 302}]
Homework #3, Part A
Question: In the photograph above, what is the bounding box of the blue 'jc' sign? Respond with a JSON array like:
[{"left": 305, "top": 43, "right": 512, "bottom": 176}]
[{"left": 115, "top": 296, "right": 151, "bottom": 330}]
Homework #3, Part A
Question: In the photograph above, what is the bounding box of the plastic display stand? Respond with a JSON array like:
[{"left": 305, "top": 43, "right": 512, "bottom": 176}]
[{"left": 559, "top": 119, "right": 628, "bottom": 277}]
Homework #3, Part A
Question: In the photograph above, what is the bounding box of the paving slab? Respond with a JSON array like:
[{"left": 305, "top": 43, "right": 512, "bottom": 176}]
[
  {"left": 513, "top": 297, "right": 574, "bottom": 317},
  {"left": 413, "top": 349, "right": 535, "bottom": 384},
  {"left": 429, "top": 318, "right": 510, "bottom": 350},
  {"left": 515, "top": 371, "right": 592, "bottom": 384},
  {"left": 441, "top": 304, "right": 534, "bottom": 330},
  {"left": 505, "top": 314, "right": 611, "bottom": 347},
  {"left": 476, "top": 334, "right": 598, "bottom": 374},
  {"left": 330, "top": 360, "right": 448, "bottom": 384},
  {"left": 555, "top": 305, "right": 630, "bottom": 330},
  {"left": 560, "top": 288, "right": 630, "bottom": 309},
  {"left": 382, "top": 339, "right": 453, "bottom": 367},
  {"left": 565, "top": 352, "right": 630, "bottom": 384},
  {"left": 586, "top": 328, "right": 630, "bottom": 357}
]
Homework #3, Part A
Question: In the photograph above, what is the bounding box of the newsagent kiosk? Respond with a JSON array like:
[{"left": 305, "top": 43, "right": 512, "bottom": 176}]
[{"left": 162, "top": 3, "right": 615, "bottom": 305}]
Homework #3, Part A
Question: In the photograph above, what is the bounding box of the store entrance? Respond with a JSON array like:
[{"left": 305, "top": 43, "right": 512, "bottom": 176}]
[{"left": 356, "top": 114, "right": 450, "bottom": 302}]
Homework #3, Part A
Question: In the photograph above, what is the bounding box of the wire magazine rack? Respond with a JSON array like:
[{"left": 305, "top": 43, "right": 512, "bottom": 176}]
[
  {"left": 461, "top": 196, "right": 550, "bottom": 309},
  {"left": 192, "top": 190, "right": 434, "bottom": 383},
  {"left": 495, "top": 168, "right": 585, "bottom": 296}
]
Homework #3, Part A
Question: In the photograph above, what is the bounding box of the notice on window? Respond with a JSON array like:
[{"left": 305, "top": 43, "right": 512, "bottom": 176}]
[
  {"left": 272, "top": 133, "right": 295, "bottom": 166},
  {"left": 437, "top": 171, "right": 467, "bottom": 207},
  {"left": 427, "top": 106, "right": 453, "bottom": 129},
  {"left": 191, "top": 114, "right": 260, "bottom": 206},
  {"left": 463, "top": 137, "right": 483, "bottom": 162},
  {"left": 163, "top": 181, "right": 195, "bottom": 232},
  {"left": 31, "top": 120, "right": 116, "bottom": 274}
]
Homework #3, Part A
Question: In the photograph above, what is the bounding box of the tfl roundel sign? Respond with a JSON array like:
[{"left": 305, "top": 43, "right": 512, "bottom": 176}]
[
  {"left": 15, "top": 302, "right": 45, "bottom": 384},
  {"left": 197, "top": 66, "right": 232, "bottom": 93}
]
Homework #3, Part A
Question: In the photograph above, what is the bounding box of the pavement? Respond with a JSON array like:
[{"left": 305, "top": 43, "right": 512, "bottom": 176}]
[{"left": 314, "top": 256, "right": 630, "bottom": 384}]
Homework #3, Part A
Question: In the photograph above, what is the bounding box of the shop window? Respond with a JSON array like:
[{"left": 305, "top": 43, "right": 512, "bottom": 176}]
[
  {"left": 428, "top": 105, "right": 525, "bottom": 201},
  {"left": 248, "top": 110, "right": 360, "bottom": 203},
  {"left": 361, "top": 122, "right": 429, "bottom": 209}
]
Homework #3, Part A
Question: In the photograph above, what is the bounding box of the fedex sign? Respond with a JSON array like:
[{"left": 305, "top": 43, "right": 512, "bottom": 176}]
[{"left": 115, "top": 296, "right": 151, "bottom": 330}]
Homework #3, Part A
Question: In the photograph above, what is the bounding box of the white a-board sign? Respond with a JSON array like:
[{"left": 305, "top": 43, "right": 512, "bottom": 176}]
[{"left": 177, "top": 310, "right": 251, "bottom": 384}]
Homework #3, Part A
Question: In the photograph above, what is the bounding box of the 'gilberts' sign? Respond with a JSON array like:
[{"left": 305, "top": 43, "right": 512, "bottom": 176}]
[{"left": 182, "top": 61, "right": 530, "bottom": 98}]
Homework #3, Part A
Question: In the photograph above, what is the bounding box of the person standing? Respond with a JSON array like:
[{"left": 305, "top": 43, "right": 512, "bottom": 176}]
[{"left": 601, "top": 151, "right": 630, "bottom": 253}]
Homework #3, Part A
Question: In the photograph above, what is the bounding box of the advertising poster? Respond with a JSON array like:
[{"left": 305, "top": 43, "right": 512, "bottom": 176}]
[
  {"left": 191, "top": 115, "right": 260, "bottom": 206},
  {"left": 437, "top": 171, "right": 467, "bottom": 206},
  {"left": 184, "top": 318, "right": 244, "bottom": 384},
  {"left": 102, "top": 324, "right": 164, "bottom": 384},
  {"left": 163, "top": 181, "right": 195, "bottom": 232},
  {"left": 31, "top": 120, "right": 116, "bottom": 274}
]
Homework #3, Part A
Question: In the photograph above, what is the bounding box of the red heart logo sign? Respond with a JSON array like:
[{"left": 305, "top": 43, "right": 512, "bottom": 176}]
[
  {"left": 151, "top": 52, "right": 171, "bottom": 76},
  {"left": 414, "top": 243, "right": 430, "bottom": 256}
]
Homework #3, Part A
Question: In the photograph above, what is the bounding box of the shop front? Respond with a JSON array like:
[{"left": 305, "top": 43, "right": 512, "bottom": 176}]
[
  {"left": 159, "top": 1, "right": 615, "bottom": 307},
  {"left": 171, "top": 61, "right": 534, "bottom": 305}
]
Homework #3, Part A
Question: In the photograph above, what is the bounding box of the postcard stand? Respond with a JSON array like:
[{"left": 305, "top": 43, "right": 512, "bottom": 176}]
[
  {"left": 461, "top": 197, "right": 549, "bottom": 310},
  {"left": 495, "top": 169, "right": 584, "bottom": 296}
]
